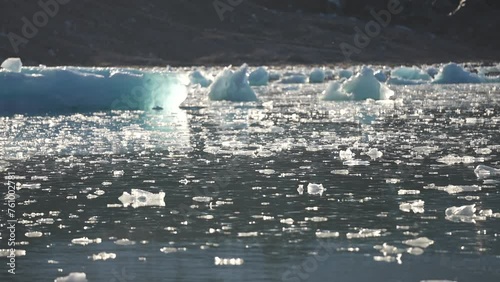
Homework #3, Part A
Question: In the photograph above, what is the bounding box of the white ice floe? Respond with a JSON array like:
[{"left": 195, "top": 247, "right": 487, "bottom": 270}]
[
  {"left": 1, "top": 57, "right": 22, "bottom": 73},
  {"left": 432, "top": 63, "right": 483, "bottom": 84},
  {"left": 91, "top": 252, "right": 116, "bottom": 261},
  {"left": 315, "top": 230, "right": 340, "bottom": 238},
  {"left": 309, "top": 68, "right": 326, "bottom": 83},
  {"left": 307, "top": 183, "right": 325, "bottom": 196},
  {"left": 403, "top": 237, "right": 434, "bottom": 248},
  {"left": 118, "top": 189, "right": 165, "bottom": 208},
  {"left": 322, "top": 67, "right": 394, "bottom": 101},
  {"left": 398, "top": 189, "right": 420, "bottom": 195},
  {"left": 347, "top": 228, "right": 385, "bottom": 239},
  {"left": 0, "top": 249, "right": 26, "bottom": 257},
  {"left": 407, "top": 247, "right": 424, "bottom": 256},
  {"left": 54, "top": 272, "right": 88, "bottom": 282},
  {"left": 189, "top": 70, "right": 212, "bottom": 87},
  {"left": 208, "top": 64, "right": 257, "bottom": 101},
  {"left": 374, "top": 243, "right": 404, "bottom": 256},
  {"left": 474, "top": 164, "right": 500, "bottom": 179},
  {"left": 71, "top": 237, "right": 102, "bottom": 246},
  {"left": 373, "top": 253, "right": 402, "bottom": 264},
  {"left": 114, "top": 239, "right": 136, "bottom": 245},
  {"left": 214, "top": 257, "right": 244, "bottom": 266},
  {"left": 113, "top": 170, "right": 124, "bottom": 177},
  {"left": 424, "top": 184, "right": 481, "bottom": 194},
  {"left": 399, "top": 200, "right": 425, "bottom": 214},
  {"left": 436, "top": 155, "right": 484, "bottom": 165},
  {"left": 339, "top": 148, "right": 355, "bottom": 160},
  {"left": 25, "top": 231, "right": 43, "bottom": 238},
  {"left": 248, "top": 67, "right": 269, "bottom": 86},
  {"left": 192, "top": 196, "right": 212, "bottom": 203},
  {"left": 343, "top": 160, "right": 370, "bottom": 166},
  {"left": 364, "top": 148, "right": 383, "bottom": 160},
  {"left": 445, "top": 204, "right": 480, "bottom": 223}
]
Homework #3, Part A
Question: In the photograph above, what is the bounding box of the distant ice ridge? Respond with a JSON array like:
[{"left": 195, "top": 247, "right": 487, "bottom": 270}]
[
  {"left": 388, "top": 66, "right": 431, "bottom": 85},
  {"left": 118, "top": 189, "right": 166, "bottom": 208},
  {"left": 0, "top": 58, "right": 187, "bottom": 115},
  {"left": 322, "top": 67, "right": 394, "bottom": 101},
  {"left": 208, "top": 64, "right": 258, "bottom": 101}
]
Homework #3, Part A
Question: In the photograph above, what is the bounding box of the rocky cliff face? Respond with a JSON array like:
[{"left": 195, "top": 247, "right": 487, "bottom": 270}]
[{"left": 0, "top": 0, "right": 498, "bottom": 66}]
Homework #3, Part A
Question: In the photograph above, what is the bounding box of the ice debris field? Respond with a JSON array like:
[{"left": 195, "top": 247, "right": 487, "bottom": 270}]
[{"left": 1, "top": 57, "right": 500, "bottom": 281}]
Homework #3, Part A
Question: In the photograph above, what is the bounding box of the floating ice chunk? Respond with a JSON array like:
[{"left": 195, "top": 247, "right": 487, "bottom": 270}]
[
  {"left": 474, "top": 165, "right": 500, "bottom": 179},
  {"left": 374, "top": 70, "right": 387, "bottom": 82},
  {"left": 339, "top": 148, "right": 355, "bottom": 160},
  {"left": 160, "top": 247, "right": 182, "bottom": 254},
  {"left": 0, "top": 249, "right": 26, "bottom": 257},
  {"left": 192, "top": 196, "right": 212, "bottom": 203},
  {"left": 399, "top": 200, "right": 425, "bottom": 214},
  {"left": 337, "top": 69, "right": 353, "bottom": 79},
  {"left": 17, "top": 183, "right": 41, "bottom": 190},
  {"left": 25, "top": 231, "right": 43, "bottom": 238},
  {"left": 365, "top": 148, "right": 383, "bottom": 160},
  {"left": 118, "top": 189, "right": 165, "bottom": 208},
  {"left": 437, "top": 155, "right": 483, "bottom": 165},
  {"left": 424, "top": 183, "right": 481, "bottom": 194},
  {"left": 268, "top": 71, "right": 281, "bottom": 81},
  {"left": 91, "top": 252, "right": 116, "bottom": 261},
  {"left": 297, "top": 184, "right": 304, "bottom": 195},
  {"left": 445, "top": 204, "right": 477, "bottom": 223},
  {"left": 237, "top": 232, "right": 258, "bottom": 237},
  {"left": 114, "top": 239, "right": 136, "bottom": 245},
  {"left": 189, "top": 70, "right": 212, "bottom": 87},
  {"left": 347, "top": 228, "right": 385, "bottom": 239},
  {"left": 322, "top": 67, "right": 394, "bottom": 101},
  {"left": 398, "top": 189, "right": 420, "bottom": 195},
  {"left": 309, "top": 68, "right": 326, "bottom": 83},
  {"left": 113, "top": 170, "right": 124, "bottom": 177},
  {"left": 307, "top": 183, "right": 325, "bottom": 196},
  {"left": 214, "top": 257, "right": 244, "bottom": 266},
  {"left": 343, "top": 160, "right": 370, "bottom": 166},
  {"left": 315, "top": 230, "right": 340, "bottom": 238},
  {"left": 403, "top": 237, "right": 434, "bottom": 248},
  {"left": 388, "top": 66, "right": 431, "bottom": 85},
  {"left": 54, "top": 272, "right": 88, "bottom": 282},
  {"left": 374, "top": 243, "right": 403, "bottom": 255},
  {"left": 208, "top": 64, "right": 257, "bottom": 101},
  {"left": 407, "top": 247, "right": 424, "bottom": 256},
  {"left": 373, "top": 254, "right": 402, "bottom": 264},
  {"left": 71, "top": 237, "right": 102, "bottom": 246},
  {"left": 432, "top": 63, "right": 483, "bottom": 84},
  {"left": 248, "top": 67, "right": 269, "bottom": 86},
  {"left": 1, "top": 57, "right": 22, "bottom": 73},
  {"left": 279, "top": 74, "right": 307, "bottom": 84}
]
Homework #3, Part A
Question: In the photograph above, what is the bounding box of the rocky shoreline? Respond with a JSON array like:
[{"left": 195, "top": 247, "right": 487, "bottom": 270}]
[{"left": 0, "top": 0, "right": 499, "bottom": 67}]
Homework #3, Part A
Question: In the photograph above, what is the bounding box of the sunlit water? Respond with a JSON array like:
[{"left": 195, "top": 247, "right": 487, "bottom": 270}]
[{"left": 1, "top": 79, "right": 500, "bottom": 281}]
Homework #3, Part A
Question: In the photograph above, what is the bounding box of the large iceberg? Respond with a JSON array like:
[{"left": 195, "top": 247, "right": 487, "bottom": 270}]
[
  {"left": 248, "top": 67, "right": 269, "bottom": 86},
  {"left": 432, "top": 63, "right": 483, "bottom": 84},
  {"left": 208, "top": 64, "right": 257, "bottom": 102},
  {"left": 322, "top": 67, "right": 394, "bottom": 101},
  {"left": 0, "top": 64, "right": 187, "bottom": 115},
  {"left": 388, "top": 66, "right": 431, "bottom": 85}
]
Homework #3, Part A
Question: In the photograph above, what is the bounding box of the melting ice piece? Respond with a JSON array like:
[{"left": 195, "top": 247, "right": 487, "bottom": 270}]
[
  {"left": 1, "top": 57, "right": 22, "bottom": 73},
  {"left": 309, "top": 68, "right": 326, "bottom": 83},
  {"left": 54, "top": 272, "right": 88, "bottom": 282},
  {"left": 322, "top": 67, "right": 394, "bottom": 101},
  {"left": 113, "top": 170, "right": 124, "bottom": 177},
  {"left": 337, "top": 69, "right": 353, "bottom": 79},
  {"left": 118, "top": 189, "right": 166, "bottom": 208},
  {"left": 399, "top": 200, "right": 425, "bottom": 214},
  {"left": 297, "top": 184, "right": 304, "bottom": 195},
  {"left": 347, "top": 228, "right": 385, "bottom": 239},
  {"left": 403, "top": 237, "right": 434, "bottom": 248},
  {"left": 248, "top": 67, "right": 269, "bottom": 86},
  {"left": 432, "top": 63, "right": 483, "bottom": 84},
  {"left": 315, "top": 230, "right": 340, "bottom": 238},
  {"left": 445, "top": 204, "right": 477, "bottom": 223},
  {"left": 388, "top": 66, "right": 431, "bottom": 85},
  {"left": 474, "top": 165, "right": 500, "bottom": 179},
  {"left": 71, "top": 237, "right": 102, "bottom": 246},
  {"left": 437, "top": 155, "right": 483, "bottom": 165},
  {"left": 0, "top": 249, "right": 26, "bottom": 257},
  {"left": 91, "top": 252, "right": 116, "bottom": 261},
  {"left": 339, "top": 148, "right": 355, "bottom": 160},
  {"left": 208, "top": 64, "right": 257, "bottom": 101},
  {"left": 343, "top": 160, "right": 370, "bottom": 166},
  {"left": 192, "top": 196, "right": 212, "bottom": 203},
  {"left": 424, "top": 184, "right": 481, "bottom": 194},
  {"left": 25, "top": 231, "right": 43, "bottom": 238},
  {"left": 307, "top": 183, "right": 325, "bottom": 196},
  {"left": 189, "top": 70, "right": 212, "bottom": 87},
  {"left": 374, "top": 243, "right": 403, "bottom": 255},
  {"left": 365, "top": 148, "right": 383, "bottom": 160},
  {"left": 214, "top": 257, "right": 244, "bottom": 266}
]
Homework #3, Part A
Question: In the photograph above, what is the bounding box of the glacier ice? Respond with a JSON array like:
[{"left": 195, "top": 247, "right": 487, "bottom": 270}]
[
  {"left": 388, "top": 66, "right": 431, "bottom": 85},
  {"left": 0, "top": 66, "right": 187, "bottom": 115},
  {"left": 322, "top": 68, "right": 394, "bottom": 101},
  {"left": 474, "top": 164, "right": 500, "bottom": 178},
  {"left": 118, "top": 189, "right": 166, "bottom": 208},
  {"left": 1, "top": 57, "right": 22, "bottom": 73},
  {"left": 208, "top": 64, "right": 257, "bottom": 101},
  {"left": 248, "top": 67, "right": 269, "bottom": 86},
  {"left": 309, "top": 68, "right": 326, "bottom": 83},
  {"left": 189, "top": 70, "right": 212, "bottom": 87},
  {"left": 432, "top": 63, "right": 483, "bottom": 84}
]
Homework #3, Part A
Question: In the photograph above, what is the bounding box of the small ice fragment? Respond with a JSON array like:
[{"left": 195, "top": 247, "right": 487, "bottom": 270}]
[
  {"left": 54, "top": 272, "right": 88, "bottom": 282},
  {"left": 297, "top": 185, "right": 304, "bottom": 195},
  {"left": 192, "top": 196, "right": 212, "bottom": 203},
  {"left": 113, "top": 170, "right": 124, "bottom": 177},
  {"left": 71, "top": 237, "right": 102, "bottom": 246},
  {"left": 365, "top": 148, "right": 383, "bottom": 160},
  {"left": 17, "top": 183, "right": 41, "bottom": 190},
  {"left": 0, "top": 249, "right": 26, "bottom": 257},
  {"left": 25, "top": 231, "right": 43, "bottom": 238},
  {"left": 398, "top": 189, "right": 420, "bottom": 195},
  {"left": 91, "top": 252, "right": 116, "bottom": 261},
  {"left": 407, "top": 247, "right": 424, "bottom": 256},
  {"left": 307, "top": 183, "right": 325, "bottom": 196},
  {"left": 237, "top": 232, "right": 258, "bottom": 237},
  {"left": 445, "top": 204, "right": 476, "bottom": 217},
  {"left": 339, "top": 148, "right": 354, "bottom": 160},
  {"left": 437, "top": 155, "right": 483, "bottom": 165},
  {"left": 374, "top": 243, "right": 402, "bottom": 255},
  {"left": 160, "top": 247, "right": 178, "bottom": 254},
  {"left": 1, "top": 57, "right": 22, "bottom": 73},
  {"left": 474, "top": 165, "right": 500, "bottom": 179},
  {"left": 347, "top": 228, "right": 385, "bottom": 239},
  {"left": 114, "top": 239, "right": 136, "bottom": 246},
  {"left": 214, "top": 256, "right": 244, "bottom": 266},
  {"left": 343, "top": 160, "right": 370, "bottom": 166},
  {"left": 403, "top": 237, "right": 434, "bottom": 248},
  {"left": 118, "top": 189, "right": 165, "bottom": 208},
  {"left": 399, "top": 200, "right": 425, "bottom": 214},
  {"left": 315, "top": 231, "right": 340, "bottom": 238}
]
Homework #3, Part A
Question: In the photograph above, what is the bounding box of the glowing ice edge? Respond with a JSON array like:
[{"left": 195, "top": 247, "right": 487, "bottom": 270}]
[{"left": 0, "top": 63, "right": 187, "bottom": 115}]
